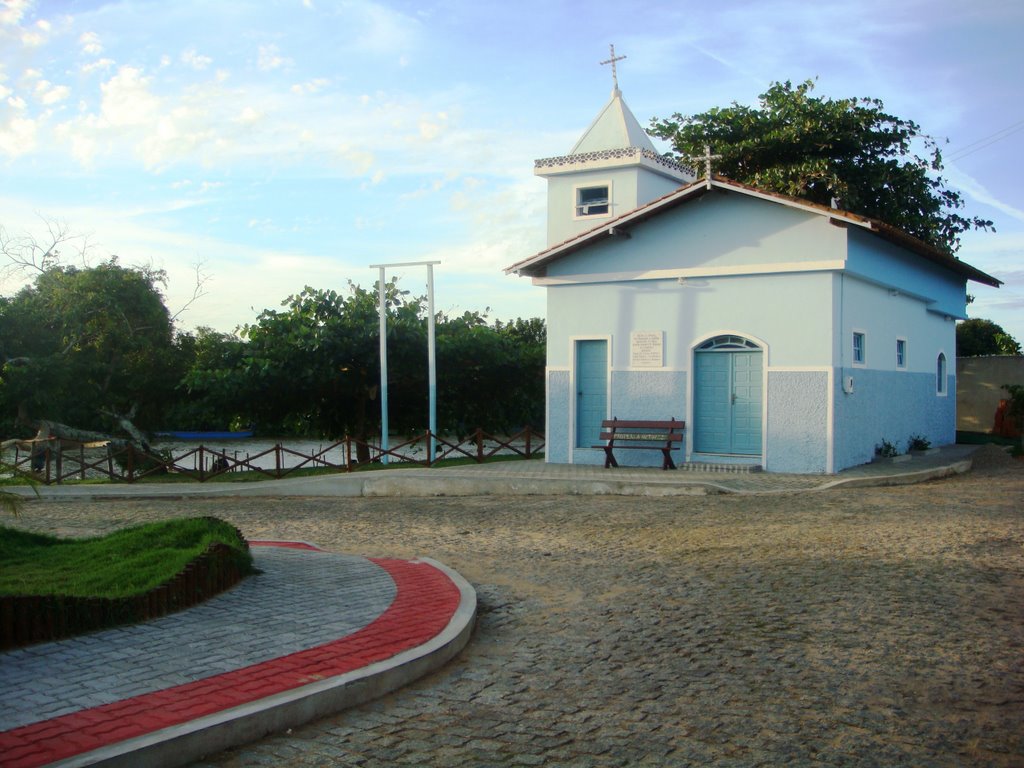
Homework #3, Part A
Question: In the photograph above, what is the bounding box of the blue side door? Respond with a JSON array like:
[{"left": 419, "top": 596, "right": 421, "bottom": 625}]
[
  {"left": 575, "top": 340, "right": 608, "bottom": 448},
  {"left": 694, "top": 350, "right": 762, "bottom": 455}
]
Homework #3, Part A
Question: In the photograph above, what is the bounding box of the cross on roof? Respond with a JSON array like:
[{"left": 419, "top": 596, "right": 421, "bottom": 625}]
[
  {"left": 688, "top": 144, "right": 722, "bottom": 189},
  {"left": 600, "top": 44, "right": 626, "bottom": 92}
]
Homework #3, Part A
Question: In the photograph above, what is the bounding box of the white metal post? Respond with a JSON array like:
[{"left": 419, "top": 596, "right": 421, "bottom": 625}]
[
  {"left": 369, "top": 260, "right": 440, "bottom": 467},
  {"left": 426, "top": 263, "right": 437, "bottom": 460},
  {"left": 377, "top": 267, "right": 389, "bottom": 464}
]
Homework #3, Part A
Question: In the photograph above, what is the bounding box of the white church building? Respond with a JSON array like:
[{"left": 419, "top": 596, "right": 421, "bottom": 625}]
[{"left": 506, "top": 76, "right": 1000, "bottom": 474}]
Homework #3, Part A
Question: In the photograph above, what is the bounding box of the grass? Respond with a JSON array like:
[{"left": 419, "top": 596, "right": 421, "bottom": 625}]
[
  {"left": 956, "top": 430, "right": 1017, "bottom": 446},
  {"left": 0, "top": 517, "right": 253, "bottom": 599}
]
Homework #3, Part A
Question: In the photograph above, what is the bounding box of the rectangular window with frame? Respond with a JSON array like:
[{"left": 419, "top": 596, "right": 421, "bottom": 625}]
[
  {"left": 896, "top": 338, "right": 907, "bottom": 369},
  {"left": 576, "top": 185, "right": 610, "bottom": 217},
  {"left": 853, "top": 331, "right": 866, "bottom": 365}
]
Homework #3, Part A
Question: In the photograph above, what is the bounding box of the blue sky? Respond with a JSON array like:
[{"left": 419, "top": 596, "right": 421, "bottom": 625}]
[{"left": 1, "top": 0, "right": 1022, "bottom": 341}]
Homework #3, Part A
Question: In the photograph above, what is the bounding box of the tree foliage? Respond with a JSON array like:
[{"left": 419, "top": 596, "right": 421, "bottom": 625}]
[
  {"left": 173, "top": 281, "right": 546, "bottom": 444},
  {"left": 0, "top": 260, "right": 180, "bottom": 432},
  {"left": 956, "top": 318, "right": 1022, "bottom": 357},
  {"left": 0, "top": 224, "right": 547, "bottom": 445},
  {"left": 650, "top": 79, "right": 994, "bottom": 253}
]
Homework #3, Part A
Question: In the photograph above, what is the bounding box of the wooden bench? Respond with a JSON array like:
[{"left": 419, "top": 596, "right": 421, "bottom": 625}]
[{"left": 594, "top": 418, "right": 685, "bottom": 470}]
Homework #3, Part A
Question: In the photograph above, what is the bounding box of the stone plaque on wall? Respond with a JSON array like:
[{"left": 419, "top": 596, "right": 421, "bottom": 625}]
[{"left": 630, "top": 331, "right": 664, "bottom": 368}]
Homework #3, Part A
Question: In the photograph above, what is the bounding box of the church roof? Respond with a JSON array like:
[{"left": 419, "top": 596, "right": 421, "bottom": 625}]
[
  {"left": 534, "top": 88, "right": 691, "bottom": 181},
  {"left": 569, "top": 87, "right": 658, "bottom": 154},
  {"left": 505, "top": 177, "right": 1002, "bottom": 288}
]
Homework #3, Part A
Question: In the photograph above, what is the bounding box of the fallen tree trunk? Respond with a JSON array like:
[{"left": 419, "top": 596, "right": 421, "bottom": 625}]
[{"left": 15, "top": 404, "right": 152, "bottom": 455}]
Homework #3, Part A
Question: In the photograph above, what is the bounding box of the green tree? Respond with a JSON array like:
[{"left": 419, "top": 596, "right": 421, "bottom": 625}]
[
  {"left": 956, "top": 318, "right": 1022, "bottom": 357},
  {"left": 0, "top": 260, "right": 180, "bottom": 436},
  {"left": 434, "top": 311, "right": 545, "bottom": 435},
  {"left": 235, "top": 281, "right": 421, "bottom": 447},
  {"left": 650, "top": 79, "right": 994, "bottom": 253},
  {"left": 183, "top": 281, "right": 547, "bottom": 456},
  {"left": 167, "top": 327, "right": 252, "bottom": 431}
]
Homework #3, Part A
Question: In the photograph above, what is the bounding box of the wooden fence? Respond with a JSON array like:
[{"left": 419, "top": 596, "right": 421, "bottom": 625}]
[{"left": 8, "top": 427, "right": 544, "bottom": 485}]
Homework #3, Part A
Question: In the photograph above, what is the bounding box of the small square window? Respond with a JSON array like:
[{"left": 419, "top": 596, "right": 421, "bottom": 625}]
[
  {"left": 853, "top": 332, "right": 865, "bottom": 365},
  {"left": 896, "top": 339, "right": 907, "bottom": 368},
  {"left": 576, "top": 186, "right": 609, "bottom": 217}
]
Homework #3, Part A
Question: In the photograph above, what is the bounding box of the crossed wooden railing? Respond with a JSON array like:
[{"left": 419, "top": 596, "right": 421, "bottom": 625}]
[{"left": 6, "top": 427, "right": 544, "bottom": 485}]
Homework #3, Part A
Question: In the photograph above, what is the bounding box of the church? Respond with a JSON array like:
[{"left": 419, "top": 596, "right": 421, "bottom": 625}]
[{"left": 505, "top": 56, "right": 1001, "bottom": 474}]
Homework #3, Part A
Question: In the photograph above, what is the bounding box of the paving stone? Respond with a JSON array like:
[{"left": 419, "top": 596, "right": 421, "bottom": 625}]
[{"left": 3, "top": 450, "right": 1023, "bottom": 767}]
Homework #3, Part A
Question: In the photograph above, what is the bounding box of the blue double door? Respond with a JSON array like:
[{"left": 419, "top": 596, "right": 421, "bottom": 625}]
[{"left": 694, "top": 350, "right": 763, "bottom": 455}]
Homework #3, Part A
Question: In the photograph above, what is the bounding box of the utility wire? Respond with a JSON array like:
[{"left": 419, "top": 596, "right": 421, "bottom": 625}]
[{"left": 947, "top": 118, "right": 1024, "bottom": 162}]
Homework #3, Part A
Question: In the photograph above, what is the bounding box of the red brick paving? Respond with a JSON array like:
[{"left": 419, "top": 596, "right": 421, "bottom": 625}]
[{"left": 0, "top": 549, "right": 461, "bottom": 768}]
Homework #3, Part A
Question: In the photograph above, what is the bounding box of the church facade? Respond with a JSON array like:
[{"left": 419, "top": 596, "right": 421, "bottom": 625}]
[{"left": 506, "top": 83, "right": 1000, "bottom": 474}]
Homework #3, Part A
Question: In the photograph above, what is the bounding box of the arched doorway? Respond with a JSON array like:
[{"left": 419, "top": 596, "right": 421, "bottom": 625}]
[{"left": 693, "top": 335, "right": 763, "bottom": 455}]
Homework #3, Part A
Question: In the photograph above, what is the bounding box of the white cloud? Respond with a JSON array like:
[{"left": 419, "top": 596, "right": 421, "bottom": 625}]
[
  {"left": 20, "top": 18, "right": 50, "bottom": 47},
  {"left": 34, "top": 79, "right": 69, "bottom": 105},
  {"left": 79, "top": 31, "right": 103, "bottom": 55},
  {"left": 0, "top": 115, "right": 36, "bottom": 156},
  {"left": 0, "top": 0, "right": 31, "bottom": 26},
  {"left": 100, "top": 66, "right": 161, "bottom": 127},
  {"left": 81, "top": 58, "right": 115, "bottom": 75},
  {"left": 947, "top": 166, "right": 1024, "bottom": 224},
  {"left": 237, "top": 106, "right": 261, "bottom": 124},
  {"left": 291, "top": 78, "right": 330, "bottom": 95},
  {"left": 181, "top": 48, "right": 212, "bottom": 71},
  {"left": 257, "top": 44, "right": 291, "bottom": 72}
]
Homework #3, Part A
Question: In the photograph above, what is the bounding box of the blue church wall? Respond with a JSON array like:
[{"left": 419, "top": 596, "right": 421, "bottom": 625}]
[
  {"left": 830, "top": 271, "right": 956, "bottom": 470},
  {"left": 845, "top": 228, "right": 967, "bottom": 319},
  {"left": 545, "top": 193, "right": 847, "bottom": 279},
  {"left": 546, "top": 168, "right": 640, "bottom": 245},
  {"left": 546, "top": 369, "right": 571, "bottom": 464},
  {"left": 832, "top": 368, "right": 955, "bottom": 471},
  {"left": 546, "top": 272, "right": 835, "bottom": 371},
  {"left": 766, "top": 371, "right": 830, "bottom": 474}
]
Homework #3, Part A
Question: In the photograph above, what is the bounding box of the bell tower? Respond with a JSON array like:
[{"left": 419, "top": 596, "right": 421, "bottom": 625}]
[{"left": 534, "top": 45, "right": 693, "bottom": 246}]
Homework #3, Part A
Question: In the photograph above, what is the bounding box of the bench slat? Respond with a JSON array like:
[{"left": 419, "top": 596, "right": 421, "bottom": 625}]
[
  {"left": 598, "top": 432, "right": 683, "bottom": 442},
  {"left": 600, "top": 419, "right": 684, "bottom": 429}
]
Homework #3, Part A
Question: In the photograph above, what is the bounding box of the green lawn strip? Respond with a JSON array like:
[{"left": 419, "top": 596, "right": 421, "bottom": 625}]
[
  {"left": 0, "top": 517, "right": 253, "bottom": 599},
  {"left": 955, "top": 431, "right": 1016, "bottom": 446}
]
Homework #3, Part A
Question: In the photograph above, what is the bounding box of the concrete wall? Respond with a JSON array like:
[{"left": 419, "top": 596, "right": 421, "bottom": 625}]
[
  {"left": 956, "top": 356, "right": 1024, "bottom": 432},
  {"left": 537, "top": 190, "right": 968, "bottom": 473},
  {"left": 545, "top": 167, "right": 681, "bottom": 246},
  {"left": 546, "top": 192, "right": 847, "bottom": 279},
  {"left": 832, "top": 368, "right": 954, "bottom": 470},
  {"left": 846, "top": 228, "right": 968, "bottom": 319},
  {"left": 766, "top": 370, "right": 831, "bottom": 474}
]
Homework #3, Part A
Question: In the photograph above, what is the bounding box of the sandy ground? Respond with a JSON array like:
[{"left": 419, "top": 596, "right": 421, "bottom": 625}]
[{"left": 6, "top": 445, "right": 1023, "bottom": 767}]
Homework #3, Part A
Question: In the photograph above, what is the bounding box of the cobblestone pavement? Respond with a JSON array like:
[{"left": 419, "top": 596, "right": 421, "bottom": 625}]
[{"left": 8, "top": 447, "right": 1023, "bottom": 767}]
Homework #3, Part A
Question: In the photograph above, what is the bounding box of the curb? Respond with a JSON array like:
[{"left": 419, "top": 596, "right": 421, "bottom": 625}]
[
  {"left": 4, "top": 554, "right": 476, "bottom": 768},
  {"left": 61, "top": 557, "right": 477, "bottom": 768}
]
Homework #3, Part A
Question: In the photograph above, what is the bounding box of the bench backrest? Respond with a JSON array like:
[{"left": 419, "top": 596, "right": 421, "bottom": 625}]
[{"left": 599, "top": 418, "right": 685, "bottom": 442}]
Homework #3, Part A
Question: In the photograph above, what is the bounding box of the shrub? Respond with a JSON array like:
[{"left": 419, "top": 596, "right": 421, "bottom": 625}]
[
  {"left": 875, "top": 439, "right": 899, "bottom": 459},
  {"left": 907, "top": 434, "right": 931, "bottom": 452}
]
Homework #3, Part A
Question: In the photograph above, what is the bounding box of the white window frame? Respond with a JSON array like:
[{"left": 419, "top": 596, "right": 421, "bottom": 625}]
[
  {"left": 574, "top": 181, "right": 612, "bottom": 220},
  {"left": 852, "top": 330, "right": 866, "bottom": 367},
  {"left": 936, "top": 351, "right": 948, "bottom": 396},
  {"left": 896, "top": 337, "right": 907, "bottom": 370}
]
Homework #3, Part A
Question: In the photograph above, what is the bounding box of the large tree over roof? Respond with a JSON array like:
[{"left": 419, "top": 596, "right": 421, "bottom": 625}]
[{"left": 650, "top": 79, "right": 994, "bottom": 253}]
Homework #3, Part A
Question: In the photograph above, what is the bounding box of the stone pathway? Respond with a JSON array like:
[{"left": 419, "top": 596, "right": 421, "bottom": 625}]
[{"left": 5, "top": 447, "right": 1021, "bottom": 767}]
